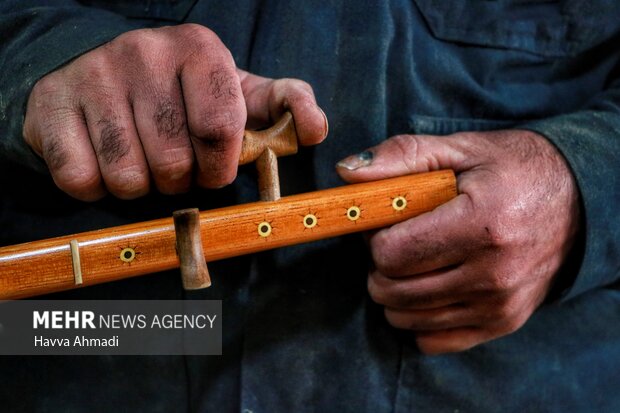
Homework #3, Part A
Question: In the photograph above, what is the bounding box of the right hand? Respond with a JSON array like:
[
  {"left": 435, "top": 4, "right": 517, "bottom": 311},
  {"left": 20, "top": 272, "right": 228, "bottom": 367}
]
[{"left": 23, "top": 23, "right": 327, "bottom": 201}]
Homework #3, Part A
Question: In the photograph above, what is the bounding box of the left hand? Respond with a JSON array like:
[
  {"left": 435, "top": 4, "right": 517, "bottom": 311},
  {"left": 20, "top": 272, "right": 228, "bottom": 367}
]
[{"left": 336, "top": 130, "right": 581, "bottom": 354}]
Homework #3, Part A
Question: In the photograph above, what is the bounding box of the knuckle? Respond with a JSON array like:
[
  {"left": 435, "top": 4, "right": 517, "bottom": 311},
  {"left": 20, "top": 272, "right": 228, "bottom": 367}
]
[
  {"left": 114, "top": 29, "right": 151, "bottom": 49},
  {"left": 369, "top": 232, "right": 402, "bottom": 276},
  {"left": 105, "top": 165, "right": 149, "bottom": 198},
  {"left": 178, "top": 23, "right": 215, "bottom": 41},
  {"left": 177, "top": 24, "right": 222, "bottom": 54},
  {"left": 271, "top": 78, "right": 315, "bottom": 105},
  {"left": 77, "top": 51, "right": 113, "bottom": 83},
  {"left": 150, "top": 154, "right": 193, "bottom": 181},
  {"left": 291, "top": 79, "right": 314, "bottom": 95},
  {"left": 367, "top": 273, "right": 389, "bottom": 305},
  {"left": 492, "top": 297, "right": 529, "bottom": 335},
  {"left": 487, "top": 263, "right": 520, "bottom": 292},
  {"left": 491, "top": 300, "right": 515, "bottom": 325},
  {"left": 470, "top": 265, "right": 520, "bottom": 298},
  {"left": 484, "top": 274, "right": 511, "bottom": 294},
  {"left": 367, "top": 273, "right": 414, "bottom": 308},
  {"left": 483, "top": 221, "right": 514, "bottom": 249},
  {"left": 481, "top": 201, "right": 532, "bottom": 251},
  {"left": 279, "top": 78, "right": 312, "bottom": 92},
  {"left": 29, "top": 74, "right": 73, "bottom": 115},
  {"left": 113, "top": 29, "right": 167, "bottom": 66},
  {"left": 384, "top": 309, "right": 409, "bottom": 330},
  {"left": 55, "top": 165, "right": 101, "bottom": 195},
  {"left": 176, "top": 25, "right": 235, "bottom": 72},
  {"left": 31, "top": 75, "right": 60, "bottom": 99},
  {"left": 192, "top": 111, "right": 245, "bottom": 143},
  {"left": 389, "top": 134, "right": 421, "bottom": 170}
]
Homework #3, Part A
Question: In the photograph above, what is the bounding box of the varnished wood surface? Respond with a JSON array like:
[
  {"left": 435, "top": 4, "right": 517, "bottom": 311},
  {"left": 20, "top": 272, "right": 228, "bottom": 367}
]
[
  {"left": 240, "top": 111, "right": 298, "bottom": 201},
  {"left": 173, "top": 208, "right": 211, "bottom": 289},
  {"left": 0, "top": 171, "right": 457, "bottom": 299},
  {"left": 256, "top": 148, "right": 280, "bottom": 201},
  {"left": 239, "top": 111, "right": 298, "bottom": 165}
]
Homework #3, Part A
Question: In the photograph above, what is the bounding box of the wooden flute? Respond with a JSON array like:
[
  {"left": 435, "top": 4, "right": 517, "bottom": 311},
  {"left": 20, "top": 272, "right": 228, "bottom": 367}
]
[
  {"left": 0, "top": 112, "right": 457, "bottom": 299},
  {"left": 0, "top": 171, "right": 456, "bottom": 299}
]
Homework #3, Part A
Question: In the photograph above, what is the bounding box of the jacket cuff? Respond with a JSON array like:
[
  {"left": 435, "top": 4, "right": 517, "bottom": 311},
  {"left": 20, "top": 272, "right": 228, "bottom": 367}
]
[{"left": 519, "top": 111, "right": 620, "bottom": 300}]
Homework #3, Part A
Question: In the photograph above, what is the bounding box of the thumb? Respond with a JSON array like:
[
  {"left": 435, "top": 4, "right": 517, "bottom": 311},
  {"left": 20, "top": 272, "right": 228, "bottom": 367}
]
[
  {"left": 238, "top": 69, "right": 328, "bottom": 146},
  {"left": 336, "top": 134, "right": 471, "bottom": 183}
]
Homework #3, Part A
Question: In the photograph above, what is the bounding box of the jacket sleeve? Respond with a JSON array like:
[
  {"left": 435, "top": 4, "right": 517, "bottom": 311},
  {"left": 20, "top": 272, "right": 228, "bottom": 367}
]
[
  {"left": 0, "top": 0, "right": 142, "bottom": 171},
  {"left": 521, "top": 74, "right": 620, "bottom": 300}
]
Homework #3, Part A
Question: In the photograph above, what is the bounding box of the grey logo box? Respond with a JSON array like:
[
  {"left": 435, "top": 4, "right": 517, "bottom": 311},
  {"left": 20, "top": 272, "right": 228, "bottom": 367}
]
[{"left": 0, "top": 300, "right": 222, "bottom": 355}]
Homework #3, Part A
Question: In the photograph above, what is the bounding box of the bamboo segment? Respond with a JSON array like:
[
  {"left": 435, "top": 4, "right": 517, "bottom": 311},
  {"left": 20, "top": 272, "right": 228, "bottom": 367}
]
[{"left": 0, "top": 171, "right": 457, "bottom": 299}]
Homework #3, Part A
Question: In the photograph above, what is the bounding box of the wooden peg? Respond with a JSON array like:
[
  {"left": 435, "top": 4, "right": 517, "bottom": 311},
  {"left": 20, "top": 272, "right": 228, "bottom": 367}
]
[
  {"left": 173, "top": 208, "right": 211, "bottom": 290},
  {"left": 256, "top": 148, "right": 280, "bottom": 201},
  {"left": 239, "top": 111, "right": 298, "bottom": 201}
]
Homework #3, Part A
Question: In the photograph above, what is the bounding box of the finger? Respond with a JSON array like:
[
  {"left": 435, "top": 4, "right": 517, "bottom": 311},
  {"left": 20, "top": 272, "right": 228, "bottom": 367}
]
[
  {"left": 368, "top": 266, "right": 466, "bottom": 310},
  {"left": 239, "top": 71, "right": 328, "bottom": 146},
  {"left": 384, "top": 305, "right": 473, "bottom": 331},
  {"left": 369, "top": 193, "right": 485, "bottom": 277},
  {"left": 82, "top": 92, "right": 150, "bottom": 199},
  {"left": 132, "top": 77, "right": 194, "bottom": 194},
  {"left": 23, "top": 80, "right": 105, "bottom": 201},
  {"left": 415, "top": 328, "right": 491, "bottom": 355},
  {"left": 336, "top": 134, "right": 472, "bottom": 183},
  {"left": 180, "top": 44, "right": 245, "bottom": 188},
  {"left": 413, "top": 290, "right": 537, "bottom": 354}
]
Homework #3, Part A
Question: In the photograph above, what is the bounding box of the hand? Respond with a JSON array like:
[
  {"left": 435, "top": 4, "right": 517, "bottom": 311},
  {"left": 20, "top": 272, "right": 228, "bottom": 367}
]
[
  {"left": 336, "top": 130, "right": 581, "bottom": 354},
  {"left": 23, "top": 24, "right": 327, "bottom": 201}
]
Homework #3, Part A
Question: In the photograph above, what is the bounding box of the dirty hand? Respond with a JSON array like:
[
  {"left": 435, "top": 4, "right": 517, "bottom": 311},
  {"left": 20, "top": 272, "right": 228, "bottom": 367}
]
[
  {"left": 24, "top": 23, "right": 327, "bottom": 201},
  {"left": 337, "top": 130, "right": 580, "bottom": 354}
]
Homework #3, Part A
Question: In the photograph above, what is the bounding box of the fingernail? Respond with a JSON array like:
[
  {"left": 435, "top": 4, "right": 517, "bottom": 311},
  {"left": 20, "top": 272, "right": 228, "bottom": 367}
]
[
  {"left": 318, "top": 106, "right": 329, "bottom": 139},
  {"left": 336, "top": 151, "right": 374, "bottom": 170}
]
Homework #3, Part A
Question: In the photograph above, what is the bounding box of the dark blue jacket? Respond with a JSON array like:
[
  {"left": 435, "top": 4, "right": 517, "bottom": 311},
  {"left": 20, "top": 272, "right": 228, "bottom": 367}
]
[{"left": 0, "top": 1, "right": 619, "bottom": 412}]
